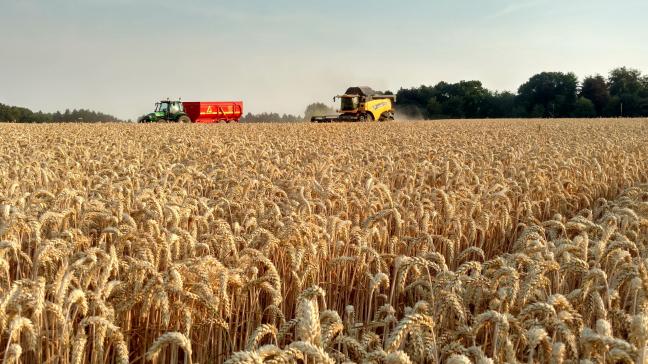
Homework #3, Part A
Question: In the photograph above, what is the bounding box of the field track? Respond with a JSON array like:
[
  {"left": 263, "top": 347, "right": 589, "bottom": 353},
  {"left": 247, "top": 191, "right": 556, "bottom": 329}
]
[{"left": 1, "top": 119, "right": 648, "bottom": 363}]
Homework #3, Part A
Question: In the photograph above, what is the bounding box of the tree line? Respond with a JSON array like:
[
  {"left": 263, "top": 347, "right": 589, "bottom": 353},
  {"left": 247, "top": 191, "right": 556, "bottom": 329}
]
[
  {"left": 0, "top": 103, "right": 122, "bottom": 123},
  {"left": 396, "top": 67, "right": 648, "bottom": 119},
  {"left": 239, "top": 112, "right": 302, "bottom": 123}
]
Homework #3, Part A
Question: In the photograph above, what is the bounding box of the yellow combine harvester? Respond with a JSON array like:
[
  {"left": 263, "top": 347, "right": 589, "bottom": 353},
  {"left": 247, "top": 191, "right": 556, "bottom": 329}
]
[{"left": 311, "top": 86, "right": 396, "bottom": 122}]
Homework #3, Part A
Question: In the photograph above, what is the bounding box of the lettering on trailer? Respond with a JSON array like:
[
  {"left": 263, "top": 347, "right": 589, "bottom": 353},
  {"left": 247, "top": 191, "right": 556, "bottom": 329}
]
[
  {"left": 372, "top": 102, "right": 387, "bottom": 111},
  {"left": 200, "top": 105, "right": 237, "bottom": 115}
]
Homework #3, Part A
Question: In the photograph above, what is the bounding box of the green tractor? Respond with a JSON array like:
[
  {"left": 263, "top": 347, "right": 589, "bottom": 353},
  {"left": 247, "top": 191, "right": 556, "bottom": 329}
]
[{"left": 138, "top": 100, "right": 191, "bottom": 123}]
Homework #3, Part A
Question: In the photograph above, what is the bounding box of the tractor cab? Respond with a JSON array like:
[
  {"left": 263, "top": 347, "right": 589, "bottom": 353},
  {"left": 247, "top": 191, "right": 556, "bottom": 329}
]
[
  {"left": 155, "top": 100, "right": 184, "bottom": 115},
  {"left": 139, "top": 100, "right": 189, "bottom": 122}
]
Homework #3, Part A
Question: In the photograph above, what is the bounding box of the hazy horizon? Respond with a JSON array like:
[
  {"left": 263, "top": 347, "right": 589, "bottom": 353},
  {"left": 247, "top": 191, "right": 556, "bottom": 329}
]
[{"left": 1, "top": 0, "right": 647, "bottom": 120}]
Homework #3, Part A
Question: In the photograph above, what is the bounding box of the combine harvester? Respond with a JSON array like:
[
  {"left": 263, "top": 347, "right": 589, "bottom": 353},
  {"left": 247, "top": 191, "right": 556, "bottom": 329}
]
[
  {"left": 311, "top": 86, "right": 396, "bottom": 122},
  {"left": 138, "top": 100, "right": 243, "bottom": 123}
]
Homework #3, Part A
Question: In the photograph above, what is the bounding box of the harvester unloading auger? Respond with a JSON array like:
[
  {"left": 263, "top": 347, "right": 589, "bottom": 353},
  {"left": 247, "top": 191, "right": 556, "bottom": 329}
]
[{"left": 311, "top": 86, "right": 396, "bottom": 122}]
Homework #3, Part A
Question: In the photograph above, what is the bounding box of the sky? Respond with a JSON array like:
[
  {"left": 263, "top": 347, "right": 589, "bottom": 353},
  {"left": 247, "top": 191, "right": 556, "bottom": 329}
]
[{"left": 1, "top": 0, "right": 647, "bottom": 120}]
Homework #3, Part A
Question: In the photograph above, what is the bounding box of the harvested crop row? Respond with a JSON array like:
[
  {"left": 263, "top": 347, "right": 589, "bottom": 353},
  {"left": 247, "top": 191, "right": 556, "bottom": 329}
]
[{"left": 0, "top": 119, "right": 647, "bottom": 363}]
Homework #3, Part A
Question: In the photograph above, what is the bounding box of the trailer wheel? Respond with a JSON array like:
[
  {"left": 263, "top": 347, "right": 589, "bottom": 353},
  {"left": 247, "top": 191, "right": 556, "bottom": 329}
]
[{"left": 178, "top": 116, "right": 191, "bottom": 123}]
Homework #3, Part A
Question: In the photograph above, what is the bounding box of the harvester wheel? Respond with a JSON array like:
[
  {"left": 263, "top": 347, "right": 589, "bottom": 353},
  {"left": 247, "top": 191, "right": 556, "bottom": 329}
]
[
  {"left": 359, "top": 114, "right": 368, "bottom": 122},
  {"left": 178, "top": 116, "right": 191, "bottom": 123},
  {"left": 380, "top": 112, "right": 394, "bottom": 122}
]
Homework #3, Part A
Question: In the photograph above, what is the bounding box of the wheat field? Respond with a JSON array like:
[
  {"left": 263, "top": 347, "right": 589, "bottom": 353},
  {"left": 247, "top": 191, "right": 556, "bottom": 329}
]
[{"left": 1, "top": 119, "right": 648, "bottom": 363}]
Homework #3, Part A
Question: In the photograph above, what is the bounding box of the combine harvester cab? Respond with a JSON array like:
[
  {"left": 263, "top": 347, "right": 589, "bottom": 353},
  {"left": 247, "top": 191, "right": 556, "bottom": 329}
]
[{"left": 183, "top": 101, "right": 243, "bottom": 123}]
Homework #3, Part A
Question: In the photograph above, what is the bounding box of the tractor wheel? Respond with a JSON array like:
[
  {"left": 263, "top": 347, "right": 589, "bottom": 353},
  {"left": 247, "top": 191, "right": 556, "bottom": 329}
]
[
  {"left": 359, "top": 114, "right": 368, "bottom": 122},
  {"left": 178, "top": 116, "right": 191, "bottom": 123}
]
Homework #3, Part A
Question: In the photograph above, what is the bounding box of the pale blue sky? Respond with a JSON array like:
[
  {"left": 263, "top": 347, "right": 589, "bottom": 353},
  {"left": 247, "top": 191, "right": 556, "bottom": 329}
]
[{"left": 1, "top": 0, "right": 647, "bottom": 119}]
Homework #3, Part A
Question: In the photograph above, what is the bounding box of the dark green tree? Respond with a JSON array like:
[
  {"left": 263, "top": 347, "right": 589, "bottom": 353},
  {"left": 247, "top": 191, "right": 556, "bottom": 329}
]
[
  {"left": 517, "top": 72, "right": 578, "bottom": 117},
  {"left": 486, "top": 91, "right": 517, "bottom": 118},
  {"left": 426, "top": 98, "right": 443, "bottom": 117},
  {"left": 442, "top": 96, "right": 465, "bottom": 118},
  {"left": 580, "top": 75, "right": 609, "bottom": 116},
  {"left": 455, "top": 81, "right": 490, "bottom": 118},
  {"left": 531, "top": 104, "right": 546, "bottom": 118},
  {"left": 573, "top": 97, "right": 596, "bottom": 117},
  {"left": 609, "top": 67, "right": 643, "bottom": 96},
  {"left": 607, "top": 67, "right": 646, "bottom": 116}
]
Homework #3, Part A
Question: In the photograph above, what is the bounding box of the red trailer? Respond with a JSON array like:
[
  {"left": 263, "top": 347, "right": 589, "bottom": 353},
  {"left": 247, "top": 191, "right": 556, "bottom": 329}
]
[{"left": 182, "top": 101, "right": 244, "bottom": 123}]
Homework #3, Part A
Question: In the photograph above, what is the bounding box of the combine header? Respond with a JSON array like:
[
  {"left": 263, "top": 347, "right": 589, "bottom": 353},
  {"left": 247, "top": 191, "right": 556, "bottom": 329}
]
[
  {"left": 311, "top": 86, "right": 396, "bottom": 123},
  {"left": 138, "top": 100, "right": 243, "bottom": 123}
]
